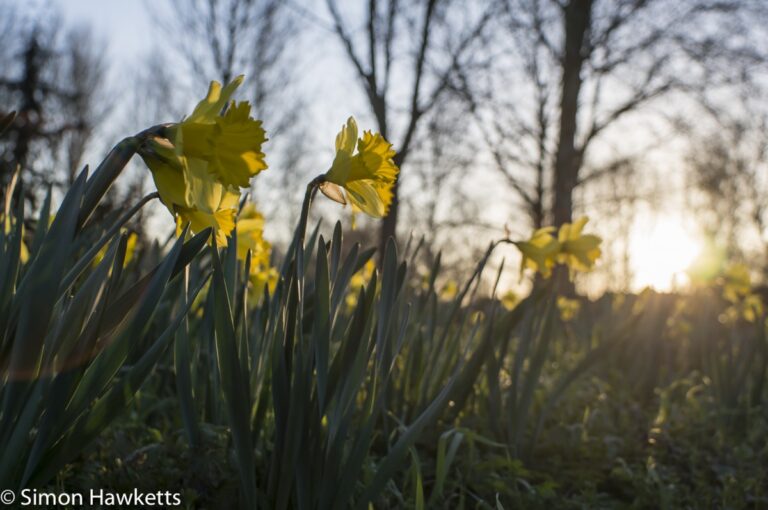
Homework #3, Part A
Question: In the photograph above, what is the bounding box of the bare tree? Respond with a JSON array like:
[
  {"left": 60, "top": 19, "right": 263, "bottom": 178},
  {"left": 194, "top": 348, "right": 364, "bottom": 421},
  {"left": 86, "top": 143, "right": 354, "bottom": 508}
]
[
  {"left": 325, "top": 0, "right": 496, "bottom": 254},
  {"left": 0, "top": 10, "right": 107, "bottom": 209},
  {"left": 153, "top": 0, "right": 308, "bottom": 229},
  {"left": 685, "top": 89, "right": 768, "bottom": 264},
  {"left": 479, "top": 0, "right": 768, "bottom": 231}
]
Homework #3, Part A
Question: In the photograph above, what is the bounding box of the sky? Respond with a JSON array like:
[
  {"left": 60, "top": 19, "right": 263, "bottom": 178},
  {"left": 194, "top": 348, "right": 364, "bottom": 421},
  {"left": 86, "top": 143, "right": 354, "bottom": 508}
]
[
  {"left": 10, "top": 0, "right": 749, "bottom": 294},
  {"left": 54, "top": 0, "right": 153, "bottom": 61}
]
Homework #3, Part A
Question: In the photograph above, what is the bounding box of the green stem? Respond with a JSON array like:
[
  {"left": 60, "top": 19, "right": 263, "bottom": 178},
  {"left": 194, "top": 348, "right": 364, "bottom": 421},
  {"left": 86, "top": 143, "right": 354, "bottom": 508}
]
[
  {"left": 295, "top": 175, "right": 325, "bottom": 280},
  {"left": 77, "top": 124, "right": 169, "bottom": 231}
]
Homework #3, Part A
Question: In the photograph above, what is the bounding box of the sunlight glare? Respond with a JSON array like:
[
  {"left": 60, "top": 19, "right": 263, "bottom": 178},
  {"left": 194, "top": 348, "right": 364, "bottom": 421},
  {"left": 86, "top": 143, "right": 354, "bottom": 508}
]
[{"left": 629, "top": 217, "right": 702, "bottom": 291}]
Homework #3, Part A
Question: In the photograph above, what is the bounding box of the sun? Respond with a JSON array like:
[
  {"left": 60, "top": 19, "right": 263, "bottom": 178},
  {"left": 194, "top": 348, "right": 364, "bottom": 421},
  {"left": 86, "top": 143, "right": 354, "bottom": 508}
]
[{"left": 629, "top": 215, "right": 702, "bottom": 291}]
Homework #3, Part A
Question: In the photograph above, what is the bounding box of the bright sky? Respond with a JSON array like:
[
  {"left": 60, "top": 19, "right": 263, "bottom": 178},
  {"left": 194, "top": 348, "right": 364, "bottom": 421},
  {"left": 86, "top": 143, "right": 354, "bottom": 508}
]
[
  {"left": 54, "top": 0, "right": 153, "bottom": 61},
  {"left": 15, "top": 1, "right": 726, "bottom": 294}
]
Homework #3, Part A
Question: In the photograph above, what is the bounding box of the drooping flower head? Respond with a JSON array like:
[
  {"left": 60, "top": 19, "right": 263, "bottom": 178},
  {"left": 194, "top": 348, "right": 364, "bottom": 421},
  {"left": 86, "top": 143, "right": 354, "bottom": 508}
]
[
  {"left": 173, "top": 159, "right": 241, "bottom": 246},
  {"left": 513, "top": 216, "right": 602, "bottom": 280},
  {"left": 514, "top": 227, "right": 560, "bottom": 278},
  {"left": 138, "top": 76, "right": 268, "bottom": 244},
  {"left": 557, "top": 217, "right": 602, "bottom": 275},
  {"left": 320, "top": 117, "right": 399, "bottom": 218}
]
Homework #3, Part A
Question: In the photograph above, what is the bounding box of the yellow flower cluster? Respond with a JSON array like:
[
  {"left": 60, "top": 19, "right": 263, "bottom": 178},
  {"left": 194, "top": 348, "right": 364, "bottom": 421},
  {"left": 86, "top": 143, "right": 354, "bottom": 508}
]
[
  {"left": 138, "top": 76, "right": 275, "bottom": 290},
  {"left": 514, "top": 217, "right": 602, "bottom": 279},
  {"left": 139, "top": 76, "right": 267, "bottom": 246},
  {"left": 320, "top": 117, "right": 399, "bottom": 218},
  {"left": 346, "top": 259, "right": 376, "bottom": 310},
  {"left": 236, "top": 204, "right": 278, "bottom": 301},
  {"left": 556, "top": 296, "right": 581, "bottom": 322},
  {"left": 138, "top": 78, "right": 399, "bottom": 301}
]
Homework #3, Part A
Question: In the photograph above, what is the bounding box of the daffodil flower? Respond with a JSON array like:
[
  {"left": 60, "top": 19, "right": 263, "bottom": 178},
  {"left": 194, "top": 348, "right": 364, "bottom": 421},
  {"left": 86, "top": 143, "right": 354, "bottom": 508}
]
[
  {"left": 557, "top": 217, "right": 602, "bottom": 274},
  {"left": 346, "top": 259, "right": 376, "bottom": 310},
  {"left": 721, "top": 263, "right": 751, "bottom": 303},
  {"left": 715, "top": 263, "right": 763, "bottom": 323},
  {"left": 139, "top": 136, "right": 192, "bottom": 210},
  {"left": 2, "top": 214, "right": 29, "bottom": 263},
  {"left": 235, "top": 203, "right": 278, "bottom": 301},
  {"left": 177, "top": 83, "right": 268, "bottom": 188},
  {"left": 513, "top": 217, "right": 602, "bottom": 280},
  {"left": 500, "top": 290, "right": 519, "bottom": 310},
  {"left": 142, "top": 139, "right": 240, "bottom": 245},
  {"left": 139, "top": 76, "right": 268, "bottom": 244},
  {"left": 514, "top": 227, "right": 560, "bottom": 278},
  {"left": 557, "top": 296, "right": 581, "bottom": 321},
  {"left": 173, "top": 159, "right": 241, "bottom": 246},
  {"left": 320, "top": 117, "right": 399, "bottom": 218}
]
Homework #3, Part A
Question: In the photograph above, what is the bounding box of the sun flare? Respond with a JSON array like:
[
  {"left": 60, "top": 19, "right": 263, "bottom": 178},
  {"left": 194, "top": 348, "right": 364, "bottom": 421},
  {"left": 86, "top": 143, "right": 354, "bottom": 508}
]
[{"left": 629, "top": 216, "right": 702, "bottom": 291}]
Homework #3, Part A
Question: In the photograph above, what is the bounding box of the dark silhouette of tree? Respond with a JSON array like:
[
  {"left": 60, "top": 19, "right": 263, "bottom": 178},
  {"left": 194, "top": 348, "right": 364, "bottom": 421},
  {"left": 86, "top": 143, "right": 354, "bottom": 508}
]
[
  {"left": 476, "top": 0, "right": 768, "bottom": 231},
  {"left": 0, "top": 13, "right": 107, "bottom": 209}
]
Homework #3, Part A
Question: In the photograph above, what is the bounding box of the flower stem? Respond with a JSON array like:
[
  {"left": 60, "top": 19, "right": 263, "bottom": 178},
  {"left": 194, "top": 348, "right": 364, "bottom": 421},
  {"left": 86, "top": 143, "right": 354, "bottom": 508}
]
[{"left": 295, "top": 175, "right": 325, "bottom": 280}]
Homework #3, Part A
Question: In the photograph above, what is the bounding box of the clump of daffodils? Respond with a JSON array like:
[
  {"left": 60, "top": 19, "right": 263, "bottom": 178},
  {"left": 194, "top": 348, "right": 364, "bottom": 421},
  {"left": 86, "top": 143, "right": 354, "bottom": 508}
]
[
  {"left": 319, "top": 117, "right": 399, "bottom": 218},
  {"left": 557, "top": 296, "right": 581, "bottom": 321},
  {"left": 514, "top": 216, "right": 602, "bottom": 280},
  {"left": 346, "top": 259, "right": 376, "bottom": 311},
  {"left": 236, "top": 204, "right": 278, "bottom": 301},
  {"left": 138, "top": 75, "right": 276, "bottom": 293},
  {"left": 138, "top": 75, "right": 267, "bottom": 245}
]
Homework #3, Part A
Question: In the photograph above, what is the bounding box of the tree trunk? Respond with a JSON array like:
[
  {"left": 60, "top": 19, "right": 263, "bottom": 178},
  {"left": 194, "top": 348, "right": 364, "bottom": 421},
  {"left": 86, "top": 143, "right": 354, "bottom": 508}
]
[
  {"left": 552, "top": 0, "right": 592, "bottom": 227},
  {"left": 379, "top": 178, "right": 399, "bottom": 252},
  {"left": 379, "top": 143, "right": 400, "bottom": 257}
]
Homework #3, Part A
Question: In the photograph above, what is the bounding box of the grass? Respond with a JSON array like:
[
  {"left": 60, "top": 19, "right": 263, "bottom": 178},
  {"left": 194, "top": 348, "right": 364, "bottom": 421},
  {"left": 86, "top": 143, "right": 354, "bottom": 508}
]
[{"left": 2, "top": 114, "right": 768, "bottom": 509}]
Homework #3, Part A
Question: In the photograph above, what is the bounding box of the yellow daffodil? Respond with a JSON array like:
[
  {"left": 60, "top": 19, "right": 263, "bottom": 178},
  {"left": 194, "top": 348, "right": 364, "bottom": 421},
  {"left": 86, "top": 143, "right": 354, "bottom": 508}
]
[
  {"left": 722, "top": 294, "right": 764, "bottom": 324},
  {"left": 235, "top": 203, "right": 278, "bottom": 301},
  {"left": 714, "top": 263, "right": 764, "bottom": 323},
  {"left": 321, "top": 117, "right": 399, "bottom": 218},
  {"left": 440, "top": 280, "right": 459, "bottom": 300},
  {"left": 346, "top": 258, "right": 376, "bottom": 310},
  {"left": 514, "top": 227, "right": 560, "bottom": 278},
  {"left": 139, "top": 136, "right": 192, "bottom": 210},
  {"left": 721, "top": 263, "right": 751, "bottom": 303},
  {"left": 500, "top": 290, "right": 519, "bottom": 310},
  {"left": 177, "top": 82, "right": 268, "bottom": 188},
  {"left": 250, "top": 266, "right": 279, "bottom": 302},
  {"left": 557, "top": 296, "right": 581, "bottom": 322},
  {"left": 513, "top": 216, "right": 602, "bottom": 280},
  {"left": 2, "top": 214, "right": 29, "bottom": 263},
  {"left": 138, "top": 75, "right": 267, "bottom": 245},
  {"left": 557, "top": 217, "right": 602, "bottom": 274},
  {"left": 235, "top": 203, "right": 268, "bottom": 261},
  {"left": 142, "top": 141, "right": 239, "bottom": 245},
  {"left": 174, "top": 159, "right": 240, "bottom": 245}
]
